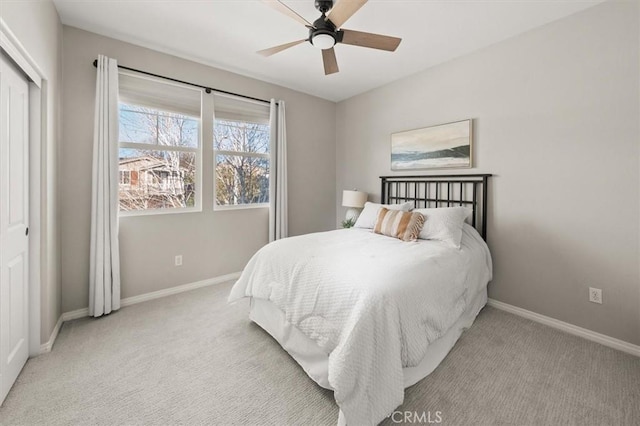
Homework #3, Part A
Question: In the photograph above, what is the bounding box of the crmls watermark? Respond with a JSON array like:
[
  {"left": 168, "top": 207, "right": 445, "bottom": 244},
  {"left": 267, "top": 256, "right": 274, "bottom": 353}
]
[{"left": 389, "top": 410, "right": 443, "bottom": 424}]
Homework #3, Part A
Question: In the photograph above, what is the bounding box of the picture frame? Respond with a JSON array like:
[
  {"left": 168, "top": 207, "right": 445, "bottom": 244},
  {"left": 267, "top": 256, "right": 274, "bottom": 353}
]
[{"left": 391, "top": 119, "right": 473, "bottom": 170}]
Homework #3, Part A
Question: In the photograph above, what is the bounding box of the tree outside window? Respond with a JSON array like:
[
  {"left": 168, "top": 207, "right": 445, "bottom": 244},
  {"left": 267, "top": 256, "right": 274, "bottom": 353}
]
[
  {"left": 118, "top": 103, "right": 199, "bottom": 212},
  {"left": 214, "top": 119, "right": 269, "bottom": 207}
]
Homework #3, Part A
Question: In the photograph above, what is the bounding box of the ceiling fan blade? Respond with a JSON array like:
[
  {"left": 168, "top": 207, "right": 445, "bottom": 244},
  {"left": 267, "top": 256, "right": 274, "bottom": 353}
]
[
  {"left": 326, "top": 0, "right": 368, "bottom": 28},
  {"left": 258, "top": 39, "right": 307, "bottom": 57},
  {"left": 262, "top": 0, "right": 314, "bottom": 28},
  {"left": 322, "top": 47, "right": 339, "bottom": 75},
  {"left": 340, "top": 29, "right": 401, "bottom": 52}
]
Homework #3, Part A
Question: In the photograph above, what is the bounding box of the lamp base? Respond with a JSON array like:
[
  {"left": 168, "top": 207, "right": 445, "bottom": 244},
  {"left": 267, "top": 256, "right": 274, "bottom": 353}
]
[{"left": 345, "top": 208, "right": 361, "bottom": 222}]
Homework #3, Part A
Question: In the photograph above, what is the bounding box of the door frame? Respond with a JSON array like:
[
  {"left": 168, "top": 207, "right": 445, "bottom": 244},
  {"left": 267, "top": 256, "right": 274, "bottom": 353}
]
[{"left": 1, "top": 18, "right": 46, "bottom": 356}]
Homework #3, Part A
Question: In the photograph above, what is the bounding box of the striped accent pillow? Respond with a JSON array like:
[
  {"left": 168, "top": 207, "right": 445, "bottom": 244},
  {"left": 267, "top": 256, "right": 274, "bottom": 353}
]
[{"left": 373, "top": 208, "right": 425, "bottom": 242}]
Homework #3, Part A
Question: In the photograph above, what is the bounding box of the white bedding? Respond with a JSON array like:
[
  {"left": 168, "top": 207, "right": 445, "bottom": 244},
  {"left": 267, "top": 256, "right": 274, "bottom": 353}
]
[
  {"left": 249, "top": 286, "right": 488, "bottom": 391},
  {"left": 228, "top": 224, "right": 492, "bottom": 425}
]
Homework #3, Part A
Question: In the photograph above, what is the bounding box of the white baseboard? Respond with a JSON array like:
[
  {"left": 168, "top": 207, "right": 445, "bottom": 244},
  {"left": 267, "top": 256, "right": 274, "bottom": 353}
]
[
  {"left": 57, "top": 272, "right": 242, "bottom": 331},
  {"left": 487, "top": 298, "right": 640, "bottom": 357},
  {"left": 44, "top": 282, "right": 639, "bottom": 358},
  {"left": 39, "top": 314, "right": 63, "bottom": 354},
  {"left": 120, "top": 272, "right": 241, "bottom": 308},
  {"left": 61, "top": 307, "right": 89, "bottom": 322}
]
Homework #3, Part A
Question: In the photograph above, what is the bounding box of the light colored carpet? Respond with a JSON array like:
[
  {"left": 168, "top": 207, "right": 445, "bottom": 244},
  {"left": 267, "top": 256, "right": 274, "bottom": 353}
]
[{"left": 1, "top": 281, "right": 638, "bottom": 426}]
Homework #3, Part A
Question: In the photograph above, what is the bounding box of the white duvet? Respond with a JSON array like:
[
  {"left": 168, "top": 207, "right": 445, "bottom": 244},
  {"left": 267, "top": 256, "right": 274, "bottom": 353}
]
[{"left": 229, "top": 225, "right": 492, "bottom": 425}]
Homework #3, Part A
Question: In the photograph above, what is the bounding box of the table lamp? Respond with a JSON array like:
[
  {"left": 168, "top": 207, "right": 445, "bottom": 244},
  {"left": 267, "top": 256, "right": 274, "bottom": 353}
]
[{"left": 342, "top": 190, "right": 368, "bottom": 222}]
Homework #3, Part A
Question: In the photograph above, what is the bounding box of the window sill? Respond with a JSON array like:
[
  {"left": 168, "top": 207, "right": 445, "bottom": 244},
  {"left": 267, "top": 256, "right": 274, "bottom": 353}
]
[
  {"left": 119, "top": 206, "right": 202, "bottom": 218},
  {"left": 214, "top": 203, "right": 269, "bottom": 212}
]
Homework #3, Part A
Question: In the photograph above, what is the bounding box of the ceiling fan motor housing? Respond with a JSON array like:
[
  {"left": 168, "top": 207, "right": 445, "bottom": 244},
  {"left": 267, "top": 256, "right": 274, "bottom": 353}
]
[
  {"left": 309, "top": 14, "right": 343, "bottom": 48},
  {"left": 314, "top": 0, "right": 334, "bottom": 14}
]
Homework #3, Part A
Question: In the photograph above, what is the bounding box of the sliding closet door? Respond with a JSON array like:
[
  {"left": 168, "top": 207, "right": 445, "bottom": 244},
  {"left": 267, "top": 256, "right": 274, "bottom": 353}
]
[{"left": 0, "top": 53, "right": 30, "bottom": 405}]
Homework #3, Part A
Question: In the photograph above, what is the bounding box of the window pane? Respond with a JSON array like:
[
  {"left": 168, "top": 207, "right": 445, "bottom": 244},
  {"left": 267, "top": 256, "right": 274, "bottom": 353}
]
[
  {"left": 119, "top": 107, "right": 156, "bottom": 144},
  {"left": 214, "top": 120, "right": 269, "bottom": 154},
  {"left": 215, "top": 154, "right": 269, "bottom": 206},
  {"left": 119, "top": 103, "right": 199, "bottom": 148},
  {"left": 119, "top": 148, "right": 196, "bottom": 211}
]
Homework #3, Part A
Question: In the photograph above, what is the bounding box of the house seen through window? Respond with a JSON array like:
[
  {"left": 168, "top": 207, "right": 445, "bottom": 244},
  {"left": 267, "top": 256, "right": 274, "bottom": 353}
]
[
  {"left": 117, "top": 73, "right": 202, "bottom": 214},
  {"left": 117, "top": 74, "right": 270, "bottom": 214}
]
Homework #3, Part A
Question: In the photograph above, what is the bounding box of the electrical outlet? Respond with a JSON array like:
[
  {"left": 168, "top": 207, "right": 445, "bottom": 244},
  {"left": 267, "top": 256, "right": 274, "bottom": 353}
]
[
  {"left": 175, "top": 255, "right": 183, "bottom": 267},
  {"left": 589, "top": 287, "right": 602, "bottom": 304}
]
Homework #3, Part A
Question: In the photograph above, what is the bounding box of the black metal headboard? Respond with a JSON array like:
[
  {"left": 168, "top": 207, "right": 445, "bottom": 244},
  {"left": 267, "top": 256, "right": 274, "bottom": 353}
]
[{"left": 380, "top": 174, "right": 492, "bottom": 241}]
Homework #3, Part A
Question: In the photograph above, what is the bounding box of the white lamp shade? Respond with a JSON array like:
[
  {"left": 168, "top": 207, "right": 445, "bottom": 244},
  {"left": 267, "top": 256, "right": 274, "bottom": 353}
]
[{"left": 342, "top": 190, "right": 367, "bottom": 208}]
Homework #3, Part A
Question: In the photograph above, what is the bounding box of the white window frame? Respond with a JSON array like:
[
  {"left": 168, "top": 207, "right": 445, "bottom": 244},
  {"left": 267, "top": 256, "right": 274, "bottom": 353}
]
[
  {"left": 118, "top": 103, "right": 203, "bottom": 217},
  {"left": 213, "top": 118, "right": 270, "bottom": 211}
]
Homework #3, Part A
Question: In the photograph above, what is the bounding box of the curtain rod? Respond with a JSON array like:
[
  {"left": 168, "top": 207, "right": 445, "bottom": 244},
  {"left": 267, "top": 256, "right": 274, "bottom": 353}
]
[{"left": 92, "top": 59, "right": 274, "bottom": 105}]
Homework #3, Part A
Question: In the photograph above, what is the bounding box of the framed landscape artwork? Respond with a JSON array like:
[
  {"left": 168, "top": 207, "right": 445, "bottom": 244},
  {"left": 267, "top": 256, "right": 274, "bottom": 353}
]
[{"left": 391, "top": 119, "right": 473, "bottom": 170}]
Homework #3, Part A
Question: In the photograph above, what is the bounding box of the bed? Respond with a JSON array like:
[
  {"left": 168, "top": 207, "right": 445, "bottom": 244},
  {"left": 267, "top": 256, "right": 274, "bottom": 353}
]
[{"left": 229, "top": 174, "right": 492, "bottom": 425}]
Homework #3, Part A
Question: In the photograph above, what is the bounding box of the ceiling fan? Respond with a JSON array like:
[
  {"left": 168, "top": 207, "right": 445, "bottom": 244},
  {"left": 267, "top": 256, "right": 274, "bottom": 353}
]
[{"left": 258, "top": 0, "right": 402, "bottom": 75}]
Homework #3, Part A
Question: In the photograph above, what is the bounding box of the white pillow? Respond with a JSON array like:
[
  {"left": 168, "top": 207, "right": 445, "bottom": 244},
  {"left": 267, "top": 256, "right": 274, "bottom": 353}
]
[
  {"left": 354, "top": 201, "right": 413, "bottom": 229},
  {"left": 413, "top": 207, "right": 472, "bottom": 249}
]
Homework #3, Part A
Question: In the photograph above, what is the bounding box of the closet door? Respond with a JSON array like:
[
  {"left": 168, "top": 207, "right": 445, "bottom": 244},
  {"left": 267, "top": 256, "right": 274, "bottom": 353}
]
[{"left": 0, "top": 53, "right": 30, "bottom": 405}]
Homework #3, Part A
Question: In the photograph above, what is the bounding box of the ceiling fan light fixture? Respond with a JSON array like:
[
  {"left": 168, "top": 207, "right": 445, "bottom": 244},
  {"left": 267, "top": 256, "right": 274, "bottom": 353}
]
[
  {"left": 259, "top": 0, "right": 402, "bottom": 75},
  {"left": 311, "top": 33, "right": 336, "bottom": 50}
]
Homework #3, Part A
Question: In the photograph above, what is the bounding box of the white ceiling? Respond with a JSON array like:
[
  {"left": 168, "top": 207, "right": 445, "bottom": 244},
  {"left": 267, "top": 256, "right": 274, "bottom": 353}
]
[{"left": 52, "top": 0, "right": 604, "bottom": 102}]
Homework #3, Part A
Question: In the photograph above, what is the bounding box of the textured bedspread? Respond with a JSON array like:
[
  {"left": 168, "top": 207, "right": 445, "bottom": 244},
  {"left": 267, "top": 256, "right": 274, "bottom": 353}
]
[{"left": 229, "top": 226, "right": 492, "bottom": 425}]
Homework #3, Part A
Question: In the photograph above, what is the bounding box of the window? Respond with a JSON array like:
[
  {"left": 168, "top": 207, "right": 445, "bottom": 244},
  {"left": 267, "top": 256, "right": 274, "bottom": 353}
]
[
  {"left": 213, "top": 95, "right": 270, "bottom": 208},
  {"left": 119, "top": 170, "right": 131, "bottom": 186},
  {"left": 118, "top": 73, "right": 202, "bottom": 214}
]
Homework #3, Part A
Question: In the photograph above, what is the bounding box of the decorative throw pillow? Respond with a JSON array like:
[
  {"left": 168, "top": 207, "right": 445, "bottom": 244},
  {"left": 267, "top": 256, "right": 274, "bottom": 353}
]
[
  {"left": 354, "top": 201, "right": 413, "bottom": 229},
  {"left": 373, "top": 208, "right": 425, "bottom": 242},
  {"left": 413, "top": 207, "right": 472, "bottom": 249}
]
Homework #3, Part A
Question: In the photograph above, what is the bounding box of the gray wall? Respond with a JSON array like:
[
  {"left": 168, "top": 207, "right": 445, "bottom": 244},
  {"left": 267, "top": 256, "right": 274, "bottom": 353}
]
[
  {"left": 61, "top": 27, "right": 336, "bottom": 313},
  {"left": 1, "top": 0, "right": 63, "bottom": 344},
  {"left": 336, "top": 2, "right": 640, "bottom": 345}
]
